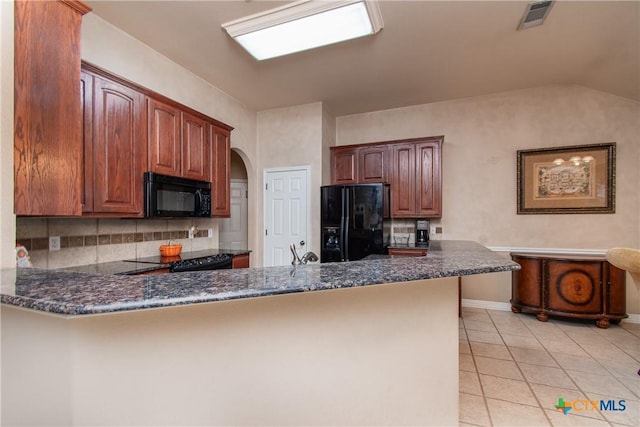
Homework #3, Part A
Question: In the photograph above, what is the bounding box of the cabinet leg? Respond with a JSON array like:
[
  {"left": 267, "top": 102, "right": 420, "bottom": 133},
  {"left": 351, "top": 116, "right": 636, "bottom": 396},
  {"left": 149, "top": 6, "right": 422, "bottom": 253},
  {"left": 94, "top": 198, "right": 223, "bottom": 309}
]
[
  {"left": 596, "top": 318, "right": 610, "bottom": 329},
  {"left": 511, "top": 305, "right": 521, "bottom": 313},
  {"left": 536, "top": 312, "right": 549, "bottom": 322}
]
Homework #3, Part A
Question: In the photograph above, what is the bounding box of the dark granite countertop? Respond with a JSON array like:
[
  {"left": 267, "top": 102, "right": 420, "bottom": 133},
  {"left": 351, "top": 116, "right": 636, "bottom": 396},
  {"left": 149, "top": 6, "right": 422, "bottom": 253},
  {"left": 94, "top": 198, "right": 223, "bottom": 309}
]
[{"left": 0, "top": 241, "right": 519, "bottom": 316}]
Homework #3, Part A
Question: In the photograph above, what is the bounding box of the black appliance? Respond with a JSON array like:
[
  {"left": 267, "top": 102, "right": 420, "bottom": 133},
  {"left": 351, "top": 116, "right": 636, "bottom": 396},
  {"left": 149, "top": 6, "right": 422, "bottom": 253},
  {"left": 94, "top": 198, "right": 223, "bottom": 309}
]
[
  {"left": 416, "top": 219, "right": 429, "bottom": 247},
  {"left": 321, "top": 184, "right": 390, "bottom": 263},
  {"left": 144, "top": 172, "right": 211, "bottom": 218},
  {"left": 169, "top": 254, "right": 232, "bottom": 272}
]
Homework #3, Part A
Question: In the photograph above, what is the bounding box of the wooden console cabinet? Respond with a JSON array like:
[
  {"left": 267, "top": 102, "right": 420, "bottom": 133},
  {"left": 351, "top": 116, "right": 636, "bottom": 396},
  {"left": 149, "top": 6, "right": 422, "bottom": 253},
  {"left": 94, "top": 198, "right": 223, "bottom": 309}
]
[{"left": 510, "top": 253, "right": 627, "bottom": 328}]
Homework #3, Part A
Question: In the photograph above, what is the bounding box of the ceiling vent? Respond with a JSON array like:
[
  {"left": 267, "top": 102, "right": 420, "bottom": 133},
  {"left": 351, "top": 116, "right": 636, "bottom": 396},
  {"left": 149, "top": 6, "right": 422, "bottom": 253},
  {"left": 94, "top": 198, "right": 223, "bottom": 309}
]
[{"left": 518, "top": 1, "right": 555, "bottom": 30}]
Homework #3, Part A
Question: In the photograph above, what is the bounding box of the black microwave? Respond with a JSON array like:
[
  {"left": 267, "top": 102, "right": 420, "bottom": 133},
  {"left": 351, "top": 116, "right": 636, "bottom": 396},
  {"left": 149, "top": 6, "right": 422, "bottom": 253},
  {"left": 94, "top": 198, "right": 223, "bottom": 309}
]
[{"left": 144, "top": 172, "right": 211, "bottom": 218}]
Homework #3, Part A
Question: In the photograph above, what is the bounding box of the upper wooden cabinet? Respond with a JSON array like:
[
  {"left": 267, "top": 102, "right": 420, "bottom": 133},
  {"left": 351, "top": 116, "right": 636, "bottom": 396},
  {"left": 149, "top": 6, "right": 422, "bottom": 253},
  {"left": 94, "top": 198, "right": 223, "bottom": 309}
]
[
  {"left": 391, "top": 138, "right": 443, "bottom": 217},
  {"left": 359, "top": 145, "right": 389, "bottom": 183},
  {"left": 330, "top": 146, "right": 359, "bottom": 184},
  {"left": 148, "top": 99, "right": 211, "bottom": 182},
  {"left": 82, "top": 71, "right": 147, "bottom": 216},
  {"left": 181, "top": 112, "right": 210, "bottom": 182},
  {"left": 148, "top": 98, "right": 181, "bottom": 177},
  {"left": 210, "top": 125, "right": 231, "bottom": 217},
  {"left": 81, "top": 62, "right": 233, "bottom": 218},
  {"left": 330, "top": 136, "right": 443, "bottom": 218},
  {"left": 14, "top": 0, "right": 91, "bottom": 216}
]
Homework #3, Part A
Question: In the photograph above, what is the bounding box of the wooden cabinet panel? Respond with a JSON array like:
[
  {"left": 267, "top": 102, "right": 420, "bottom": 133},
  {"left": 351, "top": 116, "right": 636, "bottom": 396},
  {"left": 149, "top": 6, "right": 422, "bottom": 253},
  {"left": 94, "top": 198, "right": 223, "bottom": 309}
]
[
  {"left": 391, "top": 143, "right": 416, "bottom": 217},
  {"left": 330, "top": 147, "right": 358, "bottom": 184},
  {"left": 511, "top": 253, "right": 627, "bottom": 328},
  {"left": 182, "top": 112, "right": 210, "bottom": 182},
  {"left": 91, "top": 76, "right": 146, "bottom": 215},
  {"left": 416, "top": 141, "right": 442, "bottom": 216},
  {"left": 210, "top": 125, "right": 231, "bottom": 217},
  {"left": 80, "top": 70, "right": 94, "bottom": 214},
  {"left": 388, "top": 248, "right": 427, "bottom": 257},
  {"left": 14, "top": 0, "right": 90, "bottom": 216},
  {"left": 148, "top": 98, "right": 181, "bottom": 177},
  {"left": 359, "top": 145, "right": 388, "bottom": 183},
  {"left": 232, "top": 253, "right": 250, "bottom": 269}
]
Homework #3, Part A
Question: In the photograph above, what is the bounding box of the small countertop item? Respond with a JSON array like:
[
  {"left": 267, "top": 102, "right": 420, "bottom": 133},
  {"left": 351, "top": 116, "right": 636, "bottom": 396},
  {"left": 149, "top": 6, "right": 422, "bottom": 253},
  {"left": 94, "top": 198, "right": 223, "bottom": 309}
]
[{"left": 0, "top": 241, "right": 519, "bottom": 316}]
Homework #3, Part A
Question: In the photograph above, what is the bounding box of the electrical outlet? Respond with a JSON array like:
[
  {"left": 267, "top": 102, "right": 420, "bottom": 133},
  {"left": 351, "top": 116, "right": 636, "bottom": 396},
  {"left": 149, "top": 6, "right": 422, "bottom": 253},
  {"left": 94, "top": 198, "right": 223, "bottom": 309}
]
[
  {"left": 207, "top": 228, "right": 213, "bottom": 238},
  {"left": 49, "top": 236, "right": 61, "bottom": 251},
  {"left": 188, "top": 226, "right": 195, "bottom": 239},
  {"left": 430, "top": 226, "right": 437, "bottom": 235}
]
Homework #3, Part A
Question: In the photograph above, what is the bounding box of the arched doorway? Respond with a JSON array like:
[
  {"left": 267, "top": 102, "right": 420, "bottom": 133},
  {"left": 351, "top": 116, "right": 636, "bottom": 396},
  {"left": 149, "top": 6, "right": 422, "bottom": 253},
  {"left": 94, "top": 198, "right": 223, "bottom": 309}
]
[{"left": 218, "top": 149, "right": 248, "bottom": 250}]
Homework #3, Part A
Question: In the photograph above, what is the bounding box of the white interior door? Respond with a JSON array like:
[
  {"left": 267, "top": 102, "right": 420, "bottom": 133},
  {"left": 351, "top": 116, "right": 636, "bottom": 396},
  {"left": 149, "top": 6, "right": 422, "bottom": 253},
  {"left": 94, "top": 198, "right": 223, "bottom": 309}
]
[
  {"left": 218, "top": 180, "right": 248, "bottom": 250},
  {"left": 264, "top": 167, "right": 309, "bottom": 267}
]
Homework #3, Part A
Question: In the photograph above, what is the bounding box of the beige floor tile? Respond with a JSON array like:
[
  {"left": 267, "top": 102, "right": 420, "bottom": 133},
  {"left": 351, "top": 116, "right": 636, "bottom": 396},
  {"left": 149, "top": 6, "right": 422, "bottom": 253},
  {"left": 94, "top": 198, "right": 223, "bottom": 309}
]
[
  {"left": 470, "top": 342, "right": 513, "bottom": 361},
  {"left": 479, "top": 374, "right": 539, "bottom": 406},
  {"left": 460, "top": 370, "right": 483, "bottom": 396},
  {"left": 551, "top": 352, "right": 609, "bottom": 375},
  {"left": 459, "top": 392, "right": 491, "bottom": 426},
  {"left": 510, "top": 347, "right": 559, "bottom": 368},
  {"left": 545, "top": 409, "right": 612, "bottom": 426},
  {"left": 467, "top": 329, "right": 504, "bottom": 345},
  {"left": 460, "top": 353, "right": 476, "bottom": 372},
  {"left": 539, "top": 338, "right": 588, "bottom": 357},
  {"left": 502, "top": 333, "right": 545, "bottom": 351},
  {"left": 495, "top": 322, "right": 535, "bottom": 337},
  {"left": 459, "top": 340, "right": 472, "bottom": 354},
  {"left": 616, "top": 376, "right": 640, "bottom": 400},
  {"left": 485, "top": 398, "right": 550, "bottom": 426},
  {"left": 579, "top": 342, "right": 638, "bottom": 363},
  {"left": 464, "top": 319, "right": 499, "bottom": 332},
  {"left": 518, "top": 363, "right": 577, "bottom": 389},
  {"left": 475, "top": 356, "right": 524, "bottom": 380},
  {"left": 459, "top": 309, "right": 640, "bottom": 426},
  {"left": 567, "top": 370, "right": 635, "bottom": 399}
]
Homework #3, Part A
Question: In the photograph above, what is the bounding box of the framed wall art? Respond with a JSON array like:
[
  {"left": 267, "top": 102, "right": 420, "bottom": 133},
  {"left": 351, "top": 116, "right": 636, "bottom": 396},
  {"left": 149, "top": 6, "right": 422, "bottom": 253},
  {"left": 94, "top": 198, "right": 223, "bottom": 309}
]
[{"left": 517, "top": 143, "right": 616, "bottom": 214}]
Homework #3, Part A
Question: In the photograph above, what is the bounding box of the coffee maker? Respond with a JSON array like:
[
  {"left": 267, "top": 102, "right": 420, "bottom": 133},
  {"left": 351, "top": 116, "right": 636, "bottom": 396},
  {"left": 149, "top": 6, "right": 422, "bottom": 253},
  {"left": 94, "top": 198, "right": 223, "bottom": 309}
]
[{"left": 416, "top": 219, "right": 429, "bottom": 246}]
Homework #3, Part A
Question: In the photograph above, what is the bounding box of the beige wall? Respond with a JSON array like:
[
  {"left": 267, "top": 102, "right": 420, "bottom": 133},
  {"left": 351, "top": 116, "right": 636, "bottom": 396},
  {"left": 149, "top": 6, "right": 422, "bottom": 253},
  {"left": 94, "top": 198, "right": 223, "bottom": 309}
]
[
  {"left": 337, "top": 85, "right": 640, "bottom": 314},
  {"left": 256, "top": 103, "right": 325, "bottom": 264},
  {"left": 0, "top": 1, "right": 15, "bottom": 269}
]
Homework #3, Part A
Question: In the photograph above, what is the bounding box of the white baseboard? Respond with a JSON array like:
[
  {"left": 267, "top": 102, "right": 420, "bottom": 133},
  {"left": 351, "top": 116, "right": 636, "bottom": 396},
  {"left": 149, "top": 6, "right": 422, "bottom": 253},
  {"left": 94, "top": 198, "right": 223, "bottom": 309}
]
[
  {"left": 461, "top": 299, "right": 640, "bottom": 324},
  {"left": 461, "top": 299, "right": 512, "bottom": 312}
]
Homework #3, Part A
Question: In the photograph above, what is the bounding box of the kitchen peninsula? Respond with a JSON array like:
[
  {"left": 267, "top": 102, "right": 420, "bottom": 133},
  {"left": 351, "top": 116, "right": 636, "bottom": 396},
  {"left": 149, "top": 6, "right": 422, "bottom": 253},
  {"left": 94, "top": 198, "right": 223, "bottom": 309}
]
[{"left": 1, "top": 241, "right": 519, "bottom": 426}]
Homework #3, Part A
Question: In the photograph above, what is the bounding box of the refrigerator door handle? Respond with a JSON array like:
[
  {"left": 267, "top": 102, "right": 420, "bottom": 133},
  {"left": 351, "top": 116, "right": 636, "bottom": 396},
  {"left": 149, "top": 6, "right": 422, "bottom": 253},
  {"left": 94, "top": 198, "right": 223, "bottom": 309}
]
[
  {"left": 344, "top": 188, "right": 349, "bottom": 261},
  {"left": 339, "top": 188, "right": 346, "bottom": 261}
]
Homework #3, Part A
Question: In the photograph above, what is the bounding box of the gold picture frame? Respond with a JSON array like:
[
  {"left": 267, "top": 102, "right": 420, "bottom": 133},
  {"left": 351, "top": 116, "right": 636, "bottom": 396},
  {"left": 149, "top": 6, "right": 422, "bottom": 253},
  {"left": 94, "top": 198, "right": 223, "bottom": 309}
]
[{"left": 517, "top": 143, "right": 616, "bottom": 214}]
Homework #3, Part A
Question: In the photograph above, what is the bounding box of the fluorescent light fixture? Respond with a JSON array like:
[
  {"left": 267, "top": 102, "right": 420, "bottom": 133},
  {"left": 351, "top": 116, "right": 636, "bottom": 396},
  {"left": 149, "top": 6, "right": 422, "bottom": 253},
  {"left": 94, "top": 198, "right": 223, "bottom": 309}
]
[{"left": 222, "top": 0, "right": 384, "bottom": 60}]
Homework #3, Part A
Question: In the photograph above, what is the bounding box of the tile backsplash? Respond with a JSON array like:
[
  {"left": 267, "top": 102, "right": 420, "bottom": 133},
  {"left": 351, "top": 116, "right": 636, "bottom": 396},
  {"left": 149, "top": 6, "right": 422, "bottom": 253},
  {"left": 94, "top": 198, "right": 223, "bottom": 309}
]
[{"left": 16, "top": 217, "right": 219, "bottom": 269}]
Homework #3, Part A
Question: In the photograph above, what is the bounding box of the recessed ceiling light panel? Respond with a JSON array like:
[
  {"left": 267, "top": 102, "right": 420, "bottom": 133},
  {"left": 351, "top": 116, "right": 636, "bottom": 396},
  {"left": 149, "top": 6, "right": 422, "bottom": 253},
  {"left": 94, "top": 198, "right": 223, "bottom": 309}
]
[{"left": 222, "top": 0, "right": 384, "bottom": 60}]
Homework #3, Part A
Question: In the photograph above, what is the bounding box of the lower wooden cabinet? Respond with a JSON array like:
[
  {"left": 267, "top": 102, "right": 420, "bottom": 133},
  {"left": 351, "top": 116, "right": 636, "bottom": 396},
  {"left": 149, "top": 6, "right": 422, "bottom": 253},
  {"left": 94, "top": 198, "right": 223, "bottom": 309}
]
[
  {"left": 510, "top": 253, "right": 627, "bottom": 328},
  {"left": 231, "top": 253, "right": 250, "bottom": 269},
  {"left": 388, "top": 247, "right": 427, "bottom": 257}
]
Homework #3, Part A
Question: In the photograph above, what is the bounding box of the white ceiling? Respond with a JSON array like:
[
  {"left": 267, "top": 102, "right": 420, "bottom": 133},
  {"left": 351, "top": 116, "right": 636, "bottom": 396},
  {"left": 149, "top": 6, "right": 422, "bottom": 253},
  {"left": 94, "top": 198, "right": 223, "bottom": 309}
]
[{"left": 85, "top": 0, "right": 639, "bottom": 116}]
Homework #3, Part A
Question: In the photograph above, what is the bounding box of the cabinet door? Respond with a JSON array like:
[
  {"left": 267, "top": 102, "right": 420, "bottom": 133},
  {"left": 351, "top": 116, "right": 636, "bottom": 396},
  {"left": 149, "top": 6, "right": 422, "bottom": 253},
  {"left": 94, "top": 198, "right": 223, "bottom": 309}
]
[
  {"left": 416, "top": 140, "right": 442, "bottom": 217},
  {"left": 148, "top": 98, "right": 181, "bottom": 177},
  {"left": 182, "top": 112, "right": 210, "bottom": 182},
  {"left": 92, "top": 76, "right": 146, "bottom": 215},
  {"left": 358, "top": 145, "right": 388, "bottom": 183},
  {"left": 211, "top": 125, "right": 231, "bottom": 217},
  {"left": 14, "top": 0, "right": 89, "bottom": 216},
  {"left": 391, "top": 143, "right": 416, "bottom": 217},
  {"left": 547, "top": 260, "right": 603, "bottom": 315},
  {"left": 81, "top": 71, "right": 94, "bottom": 213},
  {"left": 330, "top": 147, "right": 358, "bottom": 184}
]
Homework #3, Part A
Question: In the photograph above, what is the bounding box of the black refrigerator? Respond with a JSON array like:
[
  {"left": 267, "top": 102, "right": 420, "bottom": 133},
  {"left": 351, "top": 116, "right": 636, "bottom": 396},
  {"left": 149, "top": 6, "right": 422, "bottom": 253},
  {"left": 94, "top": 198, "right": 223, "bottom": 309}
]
[{"left": 321, "top": 183, "right": 391, "bottom": 263}]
